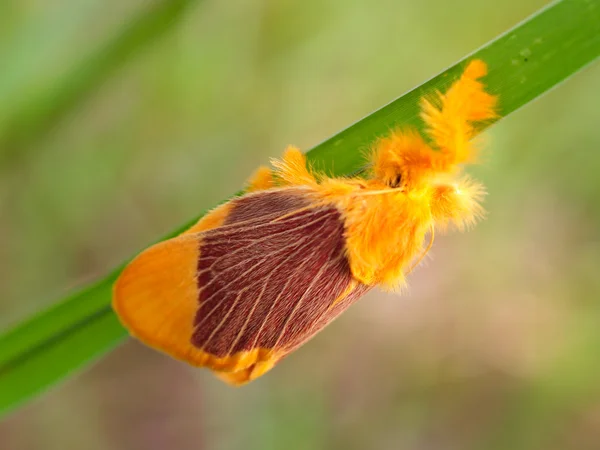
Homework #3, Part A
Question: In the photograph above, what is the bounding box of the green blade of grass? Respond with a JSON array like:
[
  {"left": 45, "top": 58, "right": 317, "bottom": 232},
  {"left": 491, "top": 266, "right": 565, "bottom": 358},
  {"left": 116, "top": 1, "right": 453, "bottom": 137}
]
[
  {"left": 308, "top": 0, "right": 600, "bottom": 175},
  {"left": 0, "top": 0, "right": 598, "bottom": 418}
]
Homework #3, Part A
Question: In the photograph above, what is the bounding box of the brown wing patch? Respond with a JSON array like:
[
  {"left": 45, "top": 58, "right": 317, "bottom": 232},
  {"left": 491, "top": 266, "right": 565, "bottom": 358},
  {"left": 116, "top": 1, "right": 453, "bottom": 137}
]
[
  {"left": 214, "top": 281, "right": 371, "bottom": 385},
  {"left": 191, "top": 190, "right": 371, "bottom": 383},
  {"left": 113, "top": 189, "right": 371, "bottom": 385}
]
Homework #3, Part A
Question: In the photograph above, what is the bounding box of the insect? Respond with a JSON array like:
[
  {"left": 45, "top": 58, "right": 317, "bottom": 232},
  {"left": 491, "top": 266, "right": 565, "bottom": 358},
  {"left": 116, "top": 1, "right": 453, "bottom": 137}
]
[{"left": 113, "top": 60, "right": 497, "bottom": 385}]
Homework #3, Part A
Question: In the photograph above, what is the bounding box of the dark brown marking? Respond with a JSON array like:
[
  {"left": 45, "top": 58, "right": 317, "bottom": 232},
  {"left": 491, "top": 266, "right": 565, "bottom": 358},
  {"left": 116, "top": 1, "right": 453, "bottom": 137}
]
[{"left": 191, "top": 189, "right": 371, "bottom": 358}]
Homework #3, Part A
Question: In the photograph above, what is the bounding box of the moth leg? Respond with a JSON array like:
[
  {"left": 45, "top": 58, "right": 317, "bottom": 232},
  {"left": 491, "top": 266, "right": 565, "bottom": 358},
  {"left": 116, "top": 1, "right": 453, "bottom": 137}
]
[{"left": 420, "top": 59, "right": 497, "bottom": 165}]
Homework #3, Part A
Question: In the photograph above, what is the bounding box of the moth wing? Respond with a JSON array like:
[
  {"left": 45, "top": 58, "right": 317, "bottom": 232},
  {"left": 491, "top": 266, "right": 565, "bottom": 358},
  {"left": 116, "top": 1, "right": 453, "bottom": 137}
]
[
  {"left": 113, "top": 189, "right": 370, "bottom": 385},
  {"left": 114, "top": 233, "right": 206, "bottom": 361}
]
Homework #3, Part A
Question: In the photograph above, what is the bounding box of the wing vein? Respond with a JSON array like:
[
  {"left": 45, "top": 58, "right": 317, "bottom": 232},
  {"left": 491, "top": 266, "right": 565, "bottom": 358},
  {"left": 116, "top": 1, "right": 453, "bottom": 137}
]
[
  {"left": 196, "top": 210, "right": 336, "bottom": 282},
  {"left": 225, "top": 232, "right": 315, "bottom": 355},
  {"left": 247, "top": 240, "right": 319, "bottom": 352},
  {"left": 194, "top": 219, "right": 331, "bottom": 334},
  {"left": 270, "top": 226, "right": 342, "bottom": 350}
]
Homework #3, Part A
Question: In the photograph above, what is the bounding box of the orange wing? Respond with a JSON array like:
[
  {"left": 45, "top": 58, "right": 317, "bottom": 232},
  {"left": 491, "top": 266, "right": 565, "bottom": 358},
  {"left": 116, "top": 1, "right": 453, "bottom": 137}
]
[{"left": 113, "top": 189, "right": 370, "bottom": 385}]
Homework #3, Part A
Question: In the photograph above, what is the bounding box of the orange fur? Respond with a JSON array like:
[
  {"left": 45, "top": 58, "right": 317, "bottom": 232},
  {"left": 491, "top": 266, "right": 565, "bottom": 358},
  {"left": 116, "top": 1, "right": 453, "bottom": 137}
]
[
  {"left": 113, "top": 232, "right": 282, "bottom": 381},
  {"left": 246, "top": 166, "right": 275, "bottom": 191},
  {"left": 271, "top": 145, "right": 319, "bottom": 186},
  {"left": 183, "top": 202, "right": 232, "bottom": 234},
  {"left": 265, "top": 59, "right": 497, "bottom": 289},
  {"left": 113, "top": 59, "right": 497, "bottom": 384},
  {"left": 420, "top": 59, "right": 497, "bottom": 165}
]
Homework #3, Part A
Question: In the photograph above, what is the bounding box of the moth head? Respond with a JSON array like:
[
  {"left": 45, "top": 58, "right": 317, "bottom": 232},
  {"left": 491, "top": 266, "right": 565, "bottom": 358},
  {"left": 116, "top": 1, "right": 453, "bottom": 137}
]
[{"left": 371, "top": 129, "right": 458, "bottom": 190}]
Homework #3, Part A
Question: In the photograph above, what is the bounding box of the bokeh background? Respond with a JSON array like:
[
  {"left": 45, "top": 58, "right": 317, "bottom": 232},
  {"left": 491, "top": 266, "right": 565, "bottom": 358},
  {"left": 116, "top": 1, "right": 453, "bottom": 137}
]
[{"left": 1, "top": 0, "right": 600, "bottom": 449}]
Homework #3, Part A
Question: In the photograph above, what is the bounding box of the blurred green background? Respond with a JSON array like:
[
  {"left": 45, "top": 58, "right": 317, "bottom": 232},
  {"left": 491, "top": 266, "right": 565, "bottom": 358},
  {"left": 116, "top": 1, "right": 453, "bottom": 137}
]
[{"left": 1, "top": 0, "right": 600, "bottom": 449}]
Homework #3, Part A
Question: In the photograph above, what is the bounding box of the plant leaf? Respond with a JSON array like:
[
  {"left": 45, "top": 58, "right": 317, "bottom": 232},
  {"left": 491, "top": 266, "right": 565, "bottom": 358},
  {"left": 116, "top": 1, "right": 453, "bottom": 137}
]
[{"left": 0, "top": 0, "right": 598, "bottom": 418}]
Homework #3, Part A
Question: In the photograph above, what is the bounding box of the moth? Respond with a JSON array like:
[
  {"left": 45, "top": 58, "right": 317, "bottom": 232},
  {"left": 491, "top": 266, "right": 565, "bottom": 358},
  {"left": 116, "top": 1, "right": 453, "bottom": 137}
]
[{"left": 113, "top": 60, "right": 497, "bottom": 385}]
